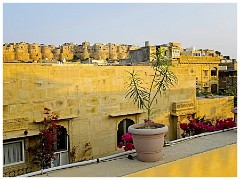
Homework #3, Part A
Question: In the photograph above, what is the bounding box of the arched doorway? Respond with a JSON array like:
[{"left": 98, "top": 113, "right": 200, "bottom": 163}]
[{"left": 117, "top": 119, "right": 134, "bottom": 145}]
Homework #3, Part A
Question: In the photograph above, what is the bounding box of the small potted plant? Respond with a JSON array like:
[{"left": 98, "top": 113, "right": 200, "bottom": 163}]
[{"left": 119, "top": 49, "right": 178, "bottom": 162}]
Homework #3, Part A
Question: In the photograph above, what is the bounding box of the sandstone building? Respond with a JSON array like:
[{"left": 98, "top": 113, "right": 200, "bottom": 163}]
[
  {"left": 128, "top": 41, "right": 182, "bottom": 64},
  {"left": 3, "top": 63, "right": 234, "bottom": 176},
  {"left": 128, "top": 41, "right": 224, "bottom": 93},
  {"left": 218, "top": 57, "right": 237, "bottom": 96}
]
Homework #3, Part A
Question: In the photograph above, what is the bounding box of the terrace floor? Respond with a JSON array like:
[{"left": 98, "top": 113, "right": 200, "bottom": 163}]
[{"left": 34, "top": 129, "right": 237, "bottom": 177}]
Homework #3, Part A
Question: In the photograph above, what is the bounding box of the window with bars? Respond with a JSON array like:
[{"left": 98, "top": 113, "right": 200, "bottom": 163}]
[{"left": 3, "top": 140, "right": 24, "bottom": 166}]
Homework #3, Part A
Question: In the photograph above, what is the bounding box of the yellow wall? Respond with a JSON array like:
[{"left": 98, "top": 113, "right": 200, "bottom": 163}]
[
  {"left": 180, "top": 55, "right": 220, "bottom": 63},
  {"left": 3, "top": 64, "right": 195, "bottom": 161},
  {"left": 196, "top": 96, "right": 234, "bottom": 119},
  {"left": 177, "top": 61, "right": 219, "bottom": 92},
  {"left": 126, "top": 144, "right": 237, "bottom": 177},
  {"left": 3, "top": 64, "right": 234, "bottom": 175}
]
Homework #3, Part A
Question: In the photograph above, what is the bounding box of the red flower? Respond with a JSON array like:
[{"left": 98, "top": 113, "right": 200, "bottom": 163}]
[
  {"left": 124, "top": 143, "right": 134, "bottom": 151},
  {"left": 118, "top": 142, "right": 123, "bottom": 148},
  {"left": 121, "top": 133, "right": 133, "bottom": 142},
  {"left": 180, "top": 123, "right": 188, "bottom": 130},
  {"left": 188, "top": 122, "right": 195, "bottom": 129},
  {"left": 118, "top": 132, "right": 135, "bottom": 151},
  {"left": 144, "top": 119, "right": 154, "bottom": 123},
  {"left": 189, "top": 119, "right": 196, "bottom": 124}
]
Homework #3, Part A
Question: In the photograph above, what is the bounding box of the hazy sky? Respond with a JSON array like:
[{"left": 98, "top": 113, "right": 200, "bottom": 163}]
[{"left": 3, "top": 3, "right": 237, "bottom": 58}]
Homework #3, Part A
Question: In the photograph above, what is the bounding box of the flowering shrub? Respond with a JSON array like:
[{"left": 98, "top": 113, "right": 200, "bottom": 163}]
[
  {"left": 180, "top": 117, "right": 236, "bottom": 138},
  {"left": 118, "top": 133, "right": 135, "bottom": 151},
  {"left": 215, "top": 118, "right": 236, "bottom": 130},
  {"left": 70, "top": 146, "right": 78, "bottom": 163},
  {"left": 30, "top": 108, "right": 60, "bottom": 169}
]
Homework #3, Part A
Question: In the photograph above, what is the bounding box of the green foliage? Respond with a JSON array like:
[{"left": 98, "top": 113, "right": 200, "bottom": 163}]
[
  {"left": 125, "top": 49, "right": 178, "bottom": 120},
  {"left": 222, "top": 89, "right": 236, "bottom": 96},
  {"left": 73, "top": 55, "right": 78, "bottom": 60},
  {"left": 196, "top": 88, "right": 215, "bottom": 98}
]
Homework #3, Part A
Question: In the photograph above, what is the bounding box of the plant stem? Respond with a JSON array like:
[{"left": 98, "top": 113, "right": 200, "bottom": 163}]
[
  {"left": 147, "top": 67, "right": 158, "bottom": 120},
  {"left": 149, "top": 70, "right": 167, "bottom": 110}
]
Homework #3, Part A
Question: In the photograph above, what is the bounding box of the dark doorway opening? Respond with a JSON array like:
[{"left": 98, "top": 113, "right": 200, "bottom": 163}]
[
  {"left": 211, "top": 84, "right": 218, "bottom": 94},
  {"left": 117, "top": 119, "right": 134, "bottom": 145}
]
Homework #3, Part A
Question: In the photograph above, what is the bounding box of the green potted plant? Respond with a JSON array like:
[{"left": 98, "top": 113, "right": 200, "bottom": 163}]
[{"left": 123, "top": 49, "right": 178, "bottom": 162}]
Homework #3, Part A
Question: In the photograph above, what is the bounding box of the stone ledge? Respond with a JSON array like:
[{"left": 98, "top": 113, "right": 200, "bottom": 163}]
[
  {"left": 33, "top": 115, "right": 78, "bottom": 123},
  {"left": 109, "top": 110, "right": 144, "bottom": 117},
  {"left": 3, "top": 130, "right": 40, "bottom": 140}
]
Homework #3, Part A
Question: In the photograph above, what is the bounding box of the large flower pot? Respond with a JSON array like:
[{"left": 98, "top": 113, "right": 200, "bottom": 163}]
[{"left": 128, "top": 123, "right": 168, "bottom": 162}]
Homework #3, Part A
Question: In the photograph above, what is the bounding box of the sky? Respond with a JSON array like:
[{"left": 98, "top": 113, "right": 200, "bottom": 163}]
[{"left": 3, "top": 2, "right": 237, "bottom": 58}]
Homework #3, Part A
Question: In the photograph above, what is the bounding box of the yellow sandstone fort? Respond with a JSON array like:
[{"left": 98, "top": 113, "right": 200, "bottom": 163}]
[{"left": 3, "top": 41, "right": 140, "bottom": 62}]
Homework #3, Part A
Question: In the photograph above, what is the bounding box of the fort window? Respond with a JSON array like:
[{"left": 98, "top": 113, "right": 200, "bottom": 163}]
[
  {"left": 3, "top": 140, "right": 24, "bottom": 166},
  {"left": 211, "top": 67, "right": 217, "bottom": 76},
  {"left": 193, "top": 53, "right": 200, "bottom": 56},
  {"left": 204, "top": 70, "right": 208, "bottom": 77}
]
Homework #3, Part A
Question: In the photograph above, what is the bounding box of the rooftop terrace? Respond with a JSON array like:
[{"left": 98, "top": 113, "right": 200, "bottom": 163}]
[{"left": 28, "top": 128, "right": 237, "bottom": 177}]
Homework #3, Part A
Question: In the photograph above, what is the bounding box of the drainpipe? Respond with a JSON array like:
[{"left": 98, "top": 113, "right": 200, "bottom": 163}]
[
  {"left": 18, "top": 150, "right": 136, "bottom": 177},
  {"left": 165, "top": 127, "right": 237, "bottom": 146}
]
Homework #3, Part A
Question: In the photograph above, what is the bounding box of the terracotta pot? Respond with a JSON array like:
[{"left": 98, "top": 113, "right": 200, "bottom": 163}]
[{"left": 128, "top": 123, "right": 168, "bottom": 162}]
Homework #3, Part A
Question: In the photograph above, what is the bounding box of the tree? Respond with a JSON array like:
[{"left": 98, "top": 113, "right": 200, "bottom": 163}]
[{"left": 125, "top": 48, "right": 178, "bottom": 123}]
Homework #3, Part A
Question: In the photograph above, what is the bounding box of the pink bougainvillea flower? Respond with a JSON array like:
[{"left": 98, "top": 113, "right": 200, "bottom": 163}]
[
  {"left": 118, "top": 142, "right": 123, "bottom": 148},
  {"left": 121, "top": 133, "right": 133, "bottom": 142},
  {"left": 180, "top": 117, "right": 236, "bottom": 137},
  {"left": 118, "top": 132, "right": 134, "bottom": 151},
  {"left": 189, "top": 119, "right": 196, "bottom": 124},
  {"left": 144, "top": 119, "right": 154, "bottom": 123},
  {"left": 180, "top": 123, "right": 188, "bottom": 131}
]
